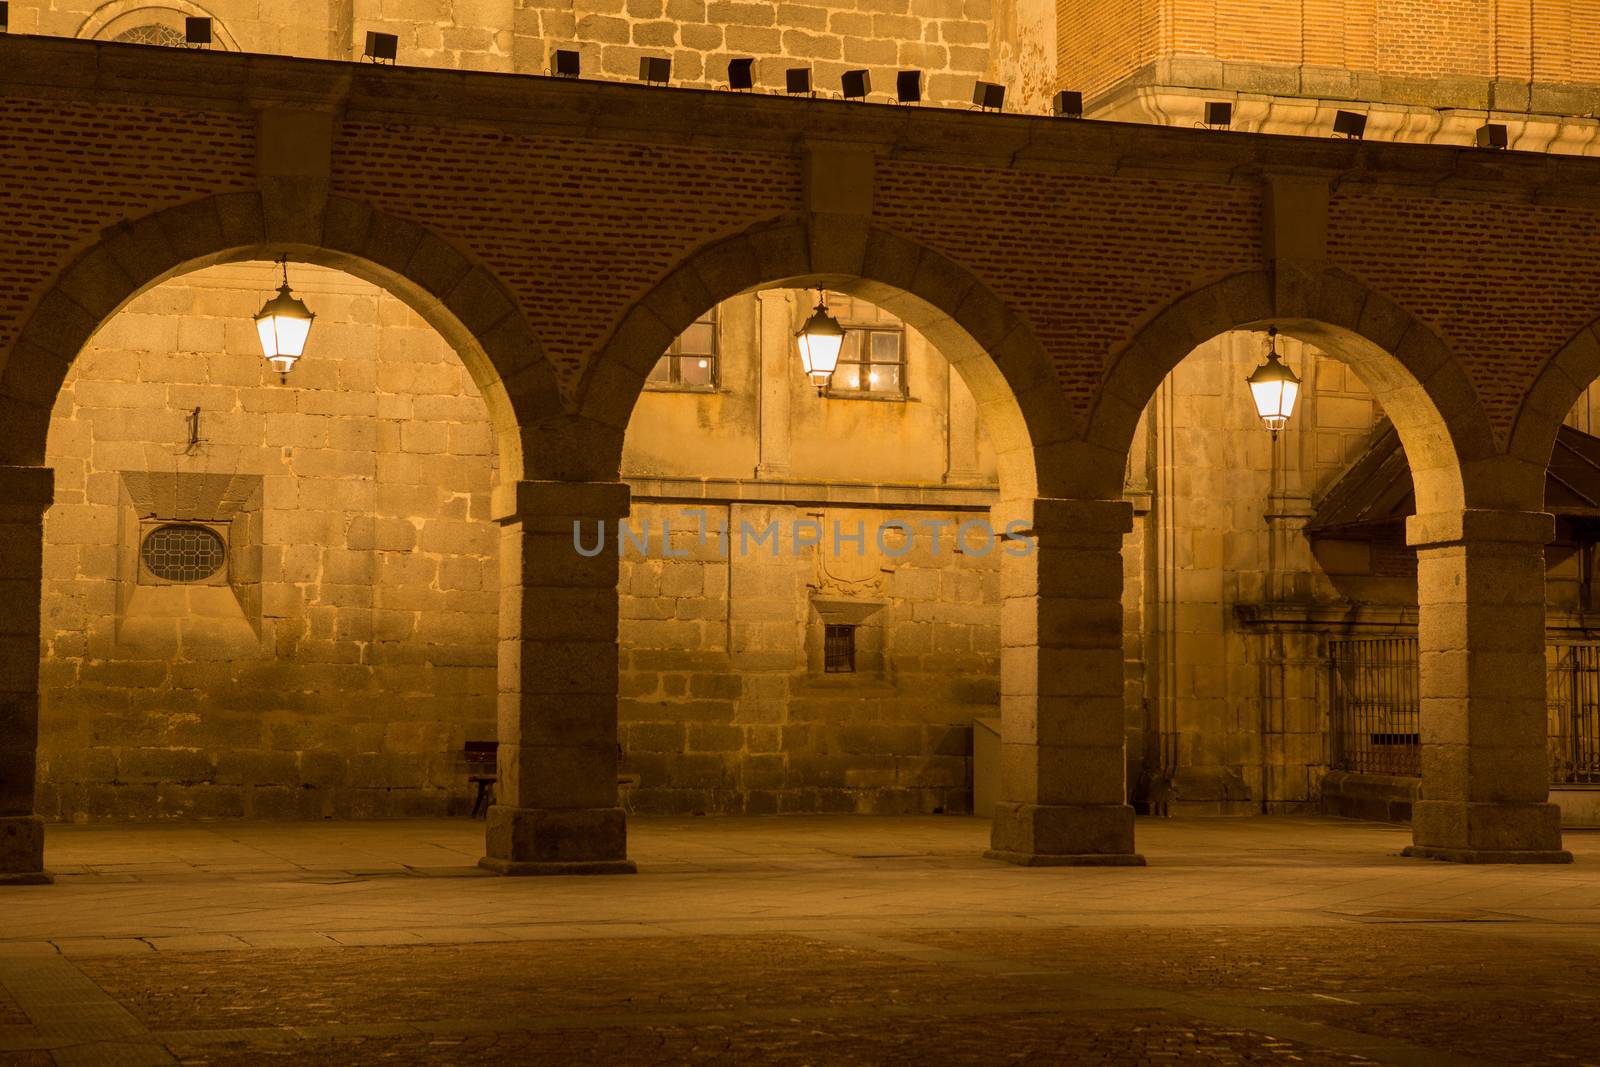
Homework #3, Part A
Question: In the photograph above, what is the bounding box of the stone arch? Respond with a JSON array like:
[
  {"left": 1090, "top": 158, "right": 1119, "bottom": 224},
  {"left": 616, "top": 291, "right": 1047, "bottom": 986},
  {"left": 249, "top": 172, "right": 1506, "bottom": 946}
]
[
  {"left": 1081, "top": 268, "right": 1504, "bottom": 513},
  {"left": 0, "top": 192, "right": 563, "bottom": 482},
  {"left": 1509, "top": 320, "right": 1600, "bottom": 496},
  {"left": 78, "top": 0, "right": 243, "bottom": 50},
  {"left": 572, "top": 216, "right": 1068, "bottom": 498}
]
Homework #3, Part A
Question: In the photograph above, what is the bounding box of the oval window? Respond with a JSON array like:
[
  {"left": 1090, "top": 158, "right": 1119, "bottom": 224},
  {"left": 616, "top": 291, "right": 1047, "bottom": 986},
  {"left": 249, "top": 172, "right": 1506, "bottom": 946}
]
[{"left": 140, "top": 524, "right": 226, "bottom": 583}]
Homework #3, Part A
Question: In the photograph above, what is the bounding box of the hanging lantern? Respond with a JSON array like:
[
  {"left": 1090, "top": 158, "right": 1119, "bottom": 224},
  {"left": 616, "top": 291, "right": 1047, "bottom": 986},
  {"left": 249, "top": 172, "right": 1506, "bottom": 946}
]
[
  {"left": 795, "top": 291, "right": 846, "bottom": 395},
  {"left": 1247, "top": 326, "right": 1300, "bottom": 438},
  {"left": 254, "top": 256, "right": 315, "bottom": 383}
]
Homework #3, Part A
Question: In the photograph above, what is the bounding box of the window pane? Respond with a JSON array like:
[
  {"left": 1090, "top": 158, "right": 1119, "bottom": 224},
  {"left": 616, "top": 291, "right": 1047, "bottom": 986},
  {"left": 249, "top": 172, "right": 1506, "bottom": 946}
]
[
  {"left": 868, "top": 364, "right": 901, "bottom": 394},
  {"left": 680, "top": 355, "right": 715, "bottom": 387},
  {"left": 647, "top": 355, "right": 673, "bottom": 383},
  {"left": 832, "top": 364, "right": 861, "bottom": 391},
  {"left": 839, "top": 331, "right": 862, "bottom": 362},
  {"left": 678, "top": 322, "right": 715, "bottom": 355},
  {"left": 871, "top": 331, "right": 903, "bottom": 364}
]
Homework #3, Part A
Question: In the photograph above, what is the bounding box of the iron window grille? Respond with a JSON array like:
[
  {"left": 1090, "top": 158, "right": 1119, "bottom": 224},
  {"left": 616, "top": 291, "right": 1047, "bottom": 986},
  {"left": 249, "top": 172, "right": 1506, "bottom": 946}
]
[
  {"left": 824, "top": 624, "right": 856, "bottom": 672},
  {"left": 1326, "top": 636, "right": 1600, "bottom": 785},
  {"left": 1328, "top": 636, "right": 1420, "bottom": 776},
  {"left": 140, "top": 523, "right": 226, "bottom": 583},
  {"left": 1548, "top": 641, "right": 1600, "bottom": 784},
  {"left": 822, "top": 292, "right": 906, "bottom": 398},
  {"left": 648, "top": 308, "right": 718, "bottom": 390}
]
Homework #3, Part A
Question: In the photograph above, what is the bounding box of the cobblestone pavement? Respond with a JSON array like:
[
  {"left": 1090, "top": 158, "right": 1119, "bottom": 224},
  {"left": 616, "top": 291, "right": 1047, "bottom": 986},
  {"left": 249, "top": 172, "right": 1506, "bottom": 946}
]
[{"left": 2, "top": 816, "right": 1600, "bottom": 1065}]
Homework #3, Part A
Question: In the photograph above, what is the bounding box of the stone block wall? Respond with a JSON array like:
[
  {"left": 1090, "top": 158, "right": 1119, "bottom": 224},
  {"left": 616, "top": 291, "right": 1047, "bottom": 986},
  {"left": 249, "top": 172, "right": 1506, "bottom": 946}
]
[
  {"left": 1129, "top": 330, "right": 1385, "bottom": 816},
  {"left": 617, "top": 501, "right": 998, "bottom": 814},
  {"left": 7, "top": 0, "right": 1023, "bottom": 109},
  {"left": 38, "top": 263, "right": 500, "bottom": 821},
  {"left": 39, "top": 272, "right": 1003, "bottom": 821},
  {"left": 510, "top": 0, "right": 997, "bottom": 106}
]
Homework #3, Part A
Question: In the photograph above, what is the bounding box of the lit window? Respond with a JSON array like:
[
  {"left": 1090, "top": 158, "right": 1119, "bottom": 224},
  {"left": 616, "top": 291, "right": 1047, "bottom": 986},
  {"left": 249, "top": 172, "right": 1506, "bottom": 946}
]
[
  {"left": 823, "top": 292, "right": 905, "bottom": 398},
  {"left": 648, "top": 308, "right": 718, "bottom": 390},
  {"left": 824, "top": 624, "right": 856, "bottom": 673},
  {"left": 141, "top": 524, "right": 226, "bottom": 583}
]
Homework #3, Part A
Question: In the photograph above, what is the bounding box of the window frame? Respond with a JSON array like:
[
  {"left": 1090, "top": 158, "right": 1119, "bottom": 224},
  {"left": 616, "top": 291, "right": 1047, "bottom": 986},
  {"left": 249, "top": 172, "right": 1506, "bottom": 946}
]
[
  {"left": 138, "top": 521, "right": 229, "bottom": 586},
  {"left": 646, "top": 307, "right": 720, "bottom": 393},
  {"left": 821, "top": 292, "right": 907, "bottom": 401}
]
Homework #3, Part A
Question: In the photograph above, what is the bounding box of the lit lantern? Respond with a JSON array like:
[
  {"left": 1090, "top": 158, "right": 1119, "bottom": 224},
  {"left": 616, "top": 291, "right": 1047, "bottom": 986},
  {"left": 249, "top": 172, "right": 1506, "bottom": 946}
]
[
  {"left": 1247, "top": 327, "right": 1300, "bottom": 438},
  {"left": 254, "top": 256, "right": 315, "bottom": 383},
  {"left": 795, "top": 291, "right": 846, "bottom": 395}
]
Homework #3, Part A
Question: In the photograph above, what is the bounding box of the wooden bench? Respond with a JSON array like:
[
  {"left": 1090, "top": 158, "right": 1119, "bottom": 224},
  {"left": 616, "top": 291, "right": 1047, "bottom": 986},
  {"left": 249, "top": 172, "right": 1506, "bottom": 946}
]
[{"left": 464, "top": 740, "right": 497, "bottom": 818}]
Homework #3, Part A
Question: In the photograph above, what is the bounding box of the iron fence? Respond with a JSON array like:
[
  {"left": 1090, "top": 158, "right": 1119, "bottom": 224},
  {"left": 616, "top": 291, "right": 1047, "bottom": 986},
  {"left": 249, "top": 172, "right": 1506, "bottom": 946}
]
[
  {"left": 1328, "top": 636, "right": 1421, "bottom": 776},
  {"left": 1327, "top": 637, "right": 1600, "bottom": 785},
  {"left": 1548, "top": 641, "right": 1600, "bottom": 785}
]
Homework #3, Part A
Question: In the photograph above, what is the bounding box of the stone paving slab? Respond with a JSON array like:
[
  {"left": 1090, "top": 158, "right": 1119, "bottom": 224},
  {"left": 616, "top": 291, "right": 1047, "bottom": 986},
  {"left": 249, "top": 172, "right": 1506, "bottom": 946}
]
[{"left": 2, "top": 816, "right": 1599, "bottom": 1063}]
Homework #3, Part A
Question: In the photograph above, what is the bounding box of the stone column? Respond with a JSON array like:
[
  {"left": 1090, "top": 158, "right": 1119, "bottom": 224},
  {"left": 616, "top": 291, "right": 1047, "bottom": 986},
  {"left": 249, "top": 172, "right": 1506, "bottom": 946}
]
[
  {"left": 754, "top": 290, "right": 794, "bottom": 480},
  {"left": 944, "top": 368, "right": 981, "bottom": 484},
  {"left": 480, "top": 480, "right": 636, "bottom": 875},
  {"left": 0, "top": 467, "right": 52, "bottom": 885},
  {"left": 987, "top": 497, "right": 1145, "bottom": 866},
  {"left": 1404, "top": 509, "right": 1571, "bottom": 863}
]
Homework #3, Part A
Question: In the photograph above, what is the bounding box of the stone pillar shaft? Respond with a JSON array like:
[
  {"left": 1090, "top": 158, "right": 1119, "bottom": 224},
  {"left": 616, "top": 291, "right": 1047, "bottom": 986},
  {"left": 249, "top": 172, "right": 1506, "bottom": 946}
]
[
  {"left": 479, "top": 480, "right": 636, "bottom": 875},
  {"left": 986, "top": 497, "right": 1145, "bottom": 866},
  {"left": 1404, "top": 509, "right": 1571, "bottom": 863},
  {"left": 0, "top": 466, "right": 52, "bottom": 885}
]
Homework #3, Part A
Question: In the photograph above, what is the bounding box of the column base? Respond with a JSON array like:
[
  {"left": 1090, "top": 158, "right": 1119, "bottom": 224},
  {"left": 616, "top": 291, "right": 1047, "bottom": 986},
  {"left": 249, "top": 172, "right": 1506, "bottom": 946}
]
[
  {"left": 1401, "top": 845, "right": 1572, "bottom": 864},
  {"left": 1406, "top": 800, "right": 1572, "bottom": 864},
  {"left": 479, "top": 804, "right": 636, "bottom": 875},
  {"left": 983, "top": 849, "right": 1146, "bottom": 867},
  {"left": 478, "top": 857, "right": 637, "bottom": 876},
  {"left": 0, "top": 871, "right": 53, "bottom": 885},
  {"left": 987, "top": 802, "right": 1146, "bottom": 867},
  {"left": 0, "top": 815, "right": 49, "bottom": 885}
]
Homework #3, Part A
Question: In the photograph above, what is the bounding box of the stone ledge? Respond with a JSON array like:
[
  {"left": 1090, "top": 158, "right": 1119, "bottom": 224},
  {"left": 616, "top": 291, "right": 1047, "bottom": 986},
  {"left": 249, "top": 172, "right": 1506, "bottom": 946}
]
[
  {"left": 627, "top": 476, "right": 998, "bottom": 511},
  {"left": 1401, "top": 845, "right": 1573, "bottom": 864},
  {"left": 983, "top": 849, "right": 1146, "bottom": 867},
  {"left": 478, "top": 857, "right": 638, "bottom": 876},
  {"left": 0, "top": 871, "right": 53, "bottom": 885}
]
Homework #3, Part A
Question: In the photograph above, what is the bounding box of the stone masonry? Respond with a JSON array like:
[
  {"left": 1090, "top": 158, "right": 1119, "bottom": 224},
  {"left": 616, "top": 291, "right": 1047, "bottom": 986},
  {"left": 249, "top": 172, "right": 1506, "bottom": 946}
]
[{"left": 38, "top": 263, "right": 501, "bottom": 821}]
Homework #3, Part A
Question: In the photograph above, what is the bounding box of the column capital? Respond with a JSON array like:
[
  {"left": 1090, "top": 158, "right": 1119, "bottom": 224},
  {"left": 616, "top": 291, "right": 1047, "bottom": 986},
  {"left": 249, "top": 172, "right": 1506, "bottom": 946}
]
[
  {"left": 491, "top": 479, "right": 631, "bottom": 526},
  {"left": 1406, "top": 509, "right": 1554, "bottom": 549}
]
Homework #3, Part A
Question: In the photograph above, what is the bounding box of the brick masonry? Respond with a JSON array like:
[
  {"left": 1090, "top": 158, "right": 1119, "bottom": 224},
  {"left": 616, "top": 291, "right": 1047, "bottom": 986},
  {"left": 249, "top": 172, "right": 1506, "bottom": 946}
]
[{"left": 1057, "top": 0, "right": 1600, "bottom": 103}]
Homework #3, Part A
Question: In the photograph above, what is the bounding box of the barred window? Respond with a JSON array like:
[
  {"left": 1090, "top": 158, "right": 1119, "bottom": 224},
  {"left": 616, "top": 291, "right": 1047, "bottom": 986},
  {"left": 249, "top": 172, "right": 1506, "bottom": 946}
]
[
  {"left": 823, "top": 292, "right": 905, "bottom": 398},
  {"left": 141, "top": 524, "right": 226, "bottom": 583},
  {"left": 648, "top": 308, "right": 718, "bottom": 390},
  {"left": 824, "top": 624, "right": 856, "bottom": 673}
]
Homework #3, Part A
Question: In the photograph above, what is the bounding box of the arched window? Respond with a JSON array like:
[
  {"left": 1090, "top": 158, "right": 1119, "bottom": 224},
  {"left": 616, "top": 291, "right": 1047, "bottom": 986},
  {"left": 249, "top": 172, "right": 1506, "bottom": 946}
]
[
  {"left": 78, "top": 3, "right": 238, "bottom": 51},
  {"left": 111, "top": 22, "right": 187, "bottom": 46}
]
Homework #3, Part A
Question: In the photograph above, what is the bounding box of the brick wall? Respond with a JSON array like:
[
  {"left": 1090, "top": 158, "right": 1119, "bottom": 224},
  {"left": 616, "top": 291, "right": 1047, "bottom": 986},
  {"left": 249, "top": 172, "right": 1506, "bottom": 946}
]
[
  {"left": 1327, "top": 192, "right": 1600, "bottom": 439},
  {"left": 1059, "top": 0, "right": 1600, "bottom": 101},
  {"left": 873, "top": 160, "right": 1263, "bottom": 415},
  {"left": 329, "top": 123, "right": 804, "bottom": 390}
]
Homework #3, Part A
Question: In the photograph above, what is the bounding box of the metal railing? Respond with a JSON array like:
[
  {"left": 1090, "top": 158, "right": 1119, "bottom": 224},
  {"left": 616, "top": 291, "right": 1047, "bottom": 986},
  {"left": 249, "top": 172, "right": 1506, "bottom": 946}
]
[
  {"left": 1328, "top": 636, "right": 1421, "bottom": 776},
  {"left": 1548, "top": 641, "right": 1600, "bottom": 785},
  {"left": 1327, "top": 637, "right": 1600, "bottom": 785}
]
